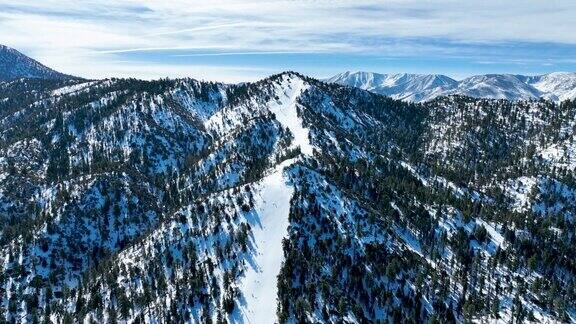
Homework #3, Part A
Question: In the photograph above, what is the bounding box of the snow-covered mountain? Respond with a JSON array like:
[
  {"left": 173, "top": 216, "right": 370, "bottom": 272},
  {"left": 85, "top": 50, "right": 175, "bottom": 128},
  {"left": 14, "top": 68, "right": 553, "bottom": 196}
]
[
  {"left": 0, "top": 64, "right": 574, "bottom": 322},
  {"left": 0, "top": 44, "right": 73, "bottom": 81},
  {"left": 446, "top": 74, "right": 542, "bottom": 101},
  {"left": 328, "top": 71, "right": 576, "bottom": 102},
  {"left": 522, "top": 72, "right": 576, "bottom": 102},
  {"left": 326, "top": 71, "right": 457, "bottom": 102}
]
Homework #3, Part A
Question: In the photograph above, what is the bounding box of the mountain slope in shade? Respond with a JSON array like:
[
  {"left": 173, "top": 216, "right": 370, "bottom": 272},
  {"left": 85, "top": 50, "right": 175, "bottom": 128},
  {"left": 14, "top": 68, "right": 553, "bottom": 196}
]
[
  {"left": 0, "top": 44, "right": 73, "bottom": 81},
  {"left": 328, "top": 71, "right": 576, "bottom": 102}
]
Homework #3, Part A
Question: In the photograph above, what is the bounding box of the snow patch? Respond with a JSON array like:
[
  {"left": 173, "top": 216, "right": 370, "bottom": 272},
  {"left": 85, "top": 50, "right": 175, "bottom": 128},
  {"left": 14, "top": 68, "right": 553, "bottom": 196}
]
[
  {"left": 503, "top": 176, "right": 538, "bottom": 211},
  {"left": 476, "top": 218, "right": 508, "bottom": 250},
  {"left": 51, "top": 81, "right": 98, "bottom": 96}
]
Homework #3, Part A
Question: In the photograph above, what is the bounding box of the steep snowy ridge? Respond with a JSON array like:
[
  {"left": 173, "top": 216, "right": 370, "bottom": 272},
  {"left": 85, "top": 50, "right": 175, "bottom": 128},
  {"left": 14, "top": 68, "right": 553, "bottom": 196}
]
[
  {"left": 328, "top": 70, "right": 576, "bottom": 102},
  {"left": 267, "top": 75, "right": 313, "bottom": 155}
]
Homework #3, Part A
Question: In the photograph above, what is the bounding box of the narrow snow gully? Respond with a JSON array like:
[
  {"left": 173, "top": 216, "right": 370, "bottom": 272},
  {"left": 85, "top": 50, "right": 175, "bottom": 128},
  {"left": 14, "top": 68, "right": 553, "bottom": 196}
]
[
  {"left": 235, "top": 75, "right": 316, "bottom": 322},
  {"left": 236, "top": 160, "right": 294, "bottom": 323}
]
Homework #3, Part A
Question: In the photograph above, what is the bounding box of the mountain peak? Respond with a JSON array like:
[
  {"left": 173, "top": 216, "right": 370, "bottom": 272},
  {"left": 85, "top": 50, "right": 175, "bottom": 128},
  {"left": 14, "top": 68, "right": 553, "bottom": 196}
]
[{"left": 0, "top": 44, "right": 74, "bottom": 81}]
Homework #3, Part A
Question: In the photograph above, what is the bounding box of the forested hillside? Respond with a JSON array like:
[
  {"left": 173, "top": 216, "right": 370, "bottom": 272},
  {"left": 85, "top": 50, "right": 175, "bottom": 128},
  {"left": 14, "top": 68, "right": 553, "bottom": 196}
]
[{"left": 0, "top": 72, "right": 574, "bottom": 323}]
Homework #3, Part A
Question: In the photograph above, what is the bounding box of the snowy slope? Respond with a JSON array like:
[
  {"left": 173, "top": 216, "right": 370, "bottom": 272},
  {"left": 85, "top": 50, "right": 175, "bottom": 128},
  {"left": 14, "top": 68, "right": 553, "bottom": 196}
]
[
  {"left": 239, "top": 74, "right": 313, "bottom": 322},
  {"left": 238, "top": 160, "right": 294, "bottom": 323},
  {"left": 523, "top": 72, "right": 576, "bottom": 102}
]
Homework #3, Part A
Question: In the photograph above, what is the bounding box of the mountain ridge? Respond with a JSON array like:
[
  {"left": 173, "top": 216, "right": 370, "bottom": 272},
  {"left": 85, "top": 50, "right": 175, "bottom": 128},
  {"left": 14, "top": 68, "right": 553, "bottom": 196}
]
[{"left": 327, "top": 70, "right": 576, "bottom": 102}]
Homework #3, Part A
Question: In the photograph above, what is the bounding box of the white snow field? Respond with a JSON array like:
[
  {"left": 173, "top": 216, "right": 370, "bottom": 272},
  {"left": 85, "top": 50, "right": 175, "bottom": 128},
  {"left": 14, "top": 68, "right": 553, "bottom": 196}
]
[
  {"left": 268, "top": 76, "right": 314, "bottom": 155},
  {"left": 237, "top": 162, "right": 294, "bottom": 323}
]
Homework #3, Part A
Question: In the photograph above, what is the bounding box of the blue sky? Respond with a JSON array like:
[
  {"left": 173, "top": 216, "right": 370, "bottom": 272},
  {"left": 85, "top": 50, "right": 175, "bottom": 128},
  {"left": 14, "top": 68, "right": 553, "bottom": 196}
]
[{"left": 1, "top": 0, "right": 575, "bottom": 82}]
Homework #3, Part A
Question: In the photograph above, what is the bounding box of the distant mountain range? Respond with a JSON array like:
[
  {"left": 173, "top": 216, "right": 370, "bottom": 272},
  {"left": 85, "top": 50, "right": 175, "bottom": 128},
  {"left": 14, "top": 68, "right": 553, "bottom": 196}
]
[
  {"left": 0, "top": 45, "right": 73, "bottom": 81},
  {"left": 327, "top": 71, "right": 576, "bottom": 102}
]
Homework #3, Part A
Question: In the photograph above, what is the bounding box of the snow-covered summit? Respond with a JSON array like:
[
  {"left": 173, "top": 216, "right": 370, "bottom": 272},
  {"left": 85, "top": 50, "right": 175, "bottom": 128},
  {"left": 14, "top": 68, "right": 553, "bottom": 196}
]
[{"left": 267, "top": 74, "right": 313, "bottom": 155}]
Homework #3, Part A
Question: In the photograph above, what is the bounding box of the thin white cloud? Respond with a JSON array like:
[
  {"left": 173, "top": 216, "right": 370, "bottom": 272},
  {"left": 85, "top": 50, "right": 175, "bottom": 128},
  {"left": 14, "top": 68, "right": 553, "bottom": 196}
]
[
  {"left": 172, "top": 51, "right": 321, "bottom": 57},
  {"left": 0, "top": 0, "right": 574, "bottom": 81},
  {"left": 147, "top": 22, "right": 265, "bottom": 36}
]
